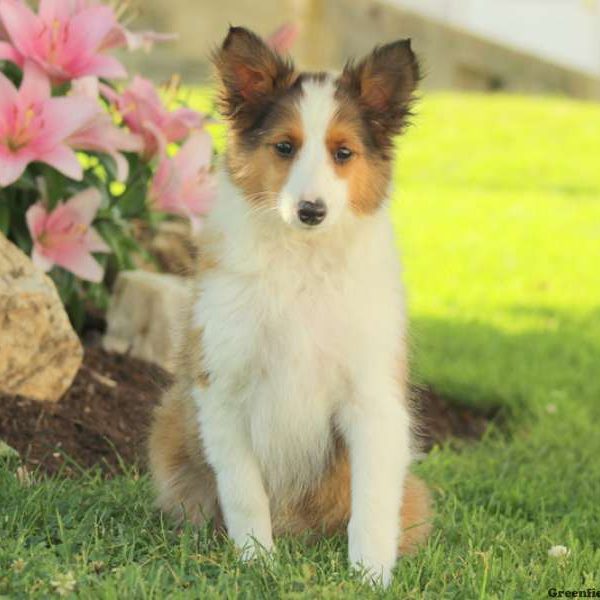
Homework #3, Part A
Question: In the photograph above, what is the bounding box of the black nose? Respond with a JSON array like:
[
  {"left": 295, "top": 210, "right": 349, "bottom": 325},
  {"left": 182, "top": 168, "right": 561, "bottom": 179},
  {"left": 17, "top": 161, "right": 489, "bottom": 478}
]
[{"left": 297, "top": 198, "right": 327, "bottom": 226}]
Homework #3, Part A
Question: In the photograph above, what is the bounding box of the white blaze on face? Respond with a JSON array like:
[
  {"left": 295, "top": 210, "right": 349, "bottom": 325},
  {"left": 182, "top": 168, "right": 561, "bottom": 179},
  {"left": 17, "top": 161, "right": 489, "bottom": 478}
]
[{"left": 278, "top": 78, "right": 349, "bottom": 230}]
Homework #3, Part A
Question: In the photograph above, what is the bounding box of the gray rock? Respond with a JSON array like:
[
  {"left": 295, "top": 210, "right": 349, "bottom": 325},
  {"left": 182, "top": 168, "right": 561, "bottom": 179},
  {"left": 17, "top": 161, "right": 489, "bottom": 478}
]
[{"left": 103, "top": 271, "right": 191, "bottom": 372}]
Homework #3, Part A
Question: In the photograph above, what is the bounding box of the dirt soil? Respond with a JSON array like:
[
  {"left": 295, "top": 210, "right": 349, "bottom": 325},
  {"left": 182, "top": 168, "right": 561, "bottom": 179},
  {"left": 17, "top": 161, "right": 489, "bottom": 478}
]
[{"left": 0, "top": 347, "right": 495, "bottom": 477}]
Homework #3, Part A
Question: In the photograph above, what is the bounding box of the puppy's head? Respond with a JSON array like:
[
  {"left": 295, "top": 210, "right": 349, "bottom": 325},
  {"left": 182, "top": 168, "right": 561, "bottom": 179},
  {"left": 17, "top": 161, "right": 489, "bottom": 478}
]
[{"left": 213, "top": 26, "right": 420, "bottom": 231}]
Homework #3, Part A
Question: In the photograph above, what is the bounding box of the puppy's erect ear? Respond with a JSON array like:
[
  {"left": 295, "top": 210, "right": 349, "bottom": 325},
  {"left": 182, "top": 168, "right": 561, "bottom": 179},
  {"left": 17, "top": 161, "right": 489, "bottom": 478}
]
[
  {"left": 212, "top": 26, "right": 296, "bottom": 130},
  {"left": 339, "top": 39, "right": 420, "bottom": 154}
]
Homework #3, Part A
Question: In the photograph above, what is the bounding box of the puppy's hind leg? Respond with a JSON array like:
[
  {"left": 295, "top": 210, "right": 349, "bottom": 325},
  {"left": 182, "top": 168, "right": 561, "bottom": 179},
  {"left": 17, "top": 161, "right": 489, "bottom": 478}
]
[{"left": 148, "top": 383, "right": 219, "bottom": 526}]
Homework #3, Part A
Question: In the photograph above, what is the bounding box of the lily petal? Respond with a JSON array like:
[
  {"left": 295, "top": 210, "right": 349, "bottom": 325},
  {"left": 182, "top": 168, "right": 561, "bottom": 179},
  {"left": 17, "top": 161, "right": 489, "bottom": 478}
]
[
  {"left": 0, "top": 40, "right": 22, "bottom": 65},
  {"left": 0, "top": 0, "right": 42, "bottom": 58},
  {"left": 53, "top": 246, "right": 105, "bottom": 282},
  {"left": 267, "top": 22, "right": 300, "bottom": 54},
  {"left": 18, "top": 60, "right": 51, "bottom": 106},
  {"left": 80, "top": 53, "right": 127, "bottom": 79},
  {"left": 0, "top": 149, "right": 28, "bottom": 187},
  {"left": 107, "top": 150, "right": 129, "bottom": 182},
  {"left": 31, "top": 245, "right": 55, "bottom": 272},
  {"left": 71, "top": 75, "right": 100, "bottom": 99},
  {"left": 98, "top": 81, "right": 120, "bottom": 104},
  {"left": 0, "top": 69, "right": 18, "bottom": 114},
  {"left": 122, "top": 29, "right": 177, "bottom": 52},
  {"left": 37, "top": 144, "right": 83, "bottom": 180},
  {"left": 25, "top": 202, "right": 48, "bottom": 239},
  {"left": 39, "top": 0, "right": 72, "bottom": 23},
  {"left": 85, "top": 228, "right": 110, "bottom": 253},
  {"left": 140, "top": 119, "right": 168, "bottom": 158},
  {"left": 41, "top": 96, "right": 98, "bottom": 147},
  {"left": 175, "top": 130, "right": 213, "bottom": 178},
  {"left": 64, "top": 187, "right": 102, "bottom": 225},
  {"left": 66, "top": 5, "right": 119, "bottom": 57},
  {"left": 163, "top": 108, "right": 204, "bottom": 142}
]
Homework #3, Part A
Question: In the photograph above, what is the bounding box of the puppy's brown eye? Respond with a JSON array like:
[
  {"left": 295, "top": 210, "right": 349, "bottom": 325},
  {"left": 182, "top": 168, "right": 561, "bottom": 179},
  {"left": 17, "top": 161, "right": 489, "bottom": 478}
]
[
  {"left": 274, "top": 141, "right": 295, "bottom": 157},
  {"left": 334, "top": 147, "right": 353, "bottom": 164}
]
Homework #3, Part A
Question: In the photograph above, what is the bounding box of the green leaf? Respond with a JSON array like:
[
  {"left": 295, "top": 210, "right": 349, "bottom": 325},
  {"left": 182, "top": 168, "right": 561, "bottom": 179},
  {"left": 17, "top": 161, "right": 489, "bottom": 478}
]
[
  {"left": 43, "top": 166, "right": 68, "bottom": 209},
  {"left": 9, "top": 217, "right": 32, "bottom": 255},
  {"left": 86, "top": 282, "right": 110, "bottom": 311},
  {"left": 11, "top": 170, "right": 39, "bottom": 192},
  {"left": 50, "top": 269, "right": 76, "bottom": 305},
  {"left": 0, "top": 202, "right": 10, "bottom": 235},
  {"left": 118, "top": 177, "right": 148, "bottom": 218},
  {"left": 66, "top": 292, "right": 86, "bottom": 333},
  {"left": 1, "top": 60, "right": 22, "bottom": 86},
  {"left": 95, "top": 221, "right": 133, "bottom": 270},
  {"left": 97, "top": 153, "right": 119, "bottom": 182},
  {"left": 42, "top": 166, "right": 90, "bottom": 207}
]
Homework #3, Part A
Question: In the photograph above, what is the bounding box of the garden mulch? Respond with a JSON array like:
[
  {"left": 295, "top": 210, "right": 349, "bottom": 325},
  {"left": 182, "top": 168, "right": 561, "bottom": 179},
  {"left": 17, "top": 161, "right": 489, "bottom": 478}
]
[{"left": 0, "top": 347, "right": 495, "bottom": 477}]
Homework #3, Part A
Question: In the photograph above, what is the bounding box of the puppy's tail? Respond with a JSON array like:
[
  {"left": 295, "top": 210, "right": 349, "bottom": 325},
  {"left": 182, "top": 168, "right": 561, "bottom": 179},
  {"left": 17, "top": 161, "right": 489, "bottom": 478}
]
[{"left": 399, "top": 472, "right": 434, "bottom": 554}]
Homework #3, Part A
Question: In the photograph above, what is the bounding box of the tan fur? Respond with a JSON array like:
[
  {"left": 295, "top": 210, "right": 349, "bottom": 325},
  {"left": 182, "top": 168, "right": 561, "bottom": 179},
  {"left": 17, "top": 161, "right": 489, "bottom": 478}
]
[
  {"left": 227, "top": 102, "right": 393, "bottom": 216},
  {"left": 148, "top": 381, "right": 218, "bottom": 525},
  {"left": 326, "top": 115, "right": 392, "bottom": 216},
  {"left": 148, "top": 155, "right": 432, "bottom": 555},
  {"left": 147, "top": 233, "right": 220, "bottom": 525},
  {"left": 148, "top": 27, "right": 432, "bottom": 558},
  {"left": 149, "top": 369, "right": 432, "bottom": 552},
  {"left": 212, "top": 27, "right": 296, "bottom": 133},
  {"left": 226, "top": 114, "right": 303, "bottom": 207},
  {"left": 345, "top": 155, "right": 391, "bottom": 216},
  {"left": 273, "top": 439, "right": 432, "bottom": 554}
]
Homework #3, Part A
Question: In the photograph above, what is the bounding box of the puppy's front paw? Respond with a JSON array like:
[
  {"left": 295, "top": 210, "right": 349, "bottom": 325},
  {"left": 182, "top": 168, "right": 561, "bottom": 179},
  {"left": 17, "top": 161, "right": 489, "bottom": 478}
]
[
  {"left": 349, "top": 556, "right": 393, "bottom": 588},
  {"left": 348, "top": 520, "right": 396, "bottom": 588},
  {"left": 237, "top": 536, "right": 275, "bottom": 563}
]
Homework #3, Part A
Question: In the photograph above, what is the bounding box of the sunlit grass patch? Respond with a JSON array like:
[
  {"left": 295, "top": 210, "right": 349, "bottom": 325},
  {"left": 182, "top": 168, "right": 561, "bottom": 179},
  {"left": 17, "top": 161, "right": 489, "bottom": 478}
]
[{"left": 2, "top": 91, "right": 599, "bottom": 598}]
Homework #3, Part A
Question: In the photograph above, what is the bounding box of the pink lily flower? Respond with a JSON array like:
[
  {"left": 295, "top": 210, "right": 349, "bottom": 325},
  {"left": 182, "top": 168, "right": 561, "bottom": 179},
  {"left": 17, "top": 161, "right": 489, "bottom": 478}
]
[
  {"left": 149, "top": 130, "right": 216, "bottom": 230},
  {"left": 100, "top": 25, "right": 177, "bottom": 54},
  {"left": 97, "top": 0, "right": 177, "bottom": 54},
  {"left": 26, "top": 187, "right": 110, "bottom": 282},
  {"left": 267, "top": 22, "right": 300, "bottom": 54},
  {"left": 0, "top": 0, "right": 127, "bottom": 81},
  {"left": 103, "top": 76, "right": 205, "bottom": 159},
  {"left": 67, "top": 111, "right": 143, "bottom": 182},
  {"left": 0, "top": 61, "right": 97, "bottom": 187},
  {"left": 68, "top": 76, "right": 143, "bottom": 182},
  {"left": 0, "top": 0, "right": 21, "bottom": 63}
]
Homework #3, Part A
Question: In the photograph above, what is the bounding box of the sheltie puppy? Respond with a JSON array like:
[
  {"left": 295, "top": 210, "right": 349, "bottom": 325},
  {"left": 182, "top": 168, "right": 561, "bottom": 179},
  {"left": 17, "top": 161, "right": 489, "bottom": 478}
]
[{"left": 148, "top": 26, "right": 432, "bottom": 586}]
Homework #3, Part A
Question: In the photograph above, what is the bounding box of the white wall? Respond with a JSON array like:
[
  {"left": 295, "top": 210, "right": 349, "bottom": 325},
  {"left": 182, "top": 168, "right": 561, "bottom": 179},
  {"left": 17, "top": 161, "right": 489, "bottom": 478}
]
[{"left": 386, "top": 0, "right": 600, "bottom": 77}]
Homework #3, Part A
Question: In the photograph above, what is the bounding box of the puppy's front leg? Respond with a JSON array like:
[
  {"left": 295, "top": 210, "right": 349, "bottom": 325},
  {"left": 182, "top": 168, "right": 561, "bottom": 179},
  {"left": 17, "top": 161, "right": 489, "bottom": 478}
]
[
  {"left": 196, "top": 387, "right": 273, "bottom": 557},
  {"left": 339, "top": 383, "right": 411, "bottom": 587}
]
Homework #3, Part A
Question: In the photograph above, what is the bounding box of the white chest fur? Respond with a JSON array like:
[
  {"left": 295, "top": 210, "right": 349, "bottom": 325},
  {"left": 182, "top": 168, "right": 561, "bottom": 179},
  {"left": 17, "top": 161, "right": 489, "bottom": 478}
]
[{"left": 193, "top": 185, "right": 406, "bottom": 500}]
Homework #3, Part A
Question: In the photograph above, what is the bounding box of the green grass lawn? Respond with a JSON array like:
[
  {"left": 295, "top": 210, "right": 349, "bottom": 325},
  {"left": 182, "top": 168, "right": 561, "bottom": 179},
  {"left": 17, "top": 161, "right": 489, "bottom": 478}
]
[{"left": 2, "top": 92, "right": 599, "bottom": 598}]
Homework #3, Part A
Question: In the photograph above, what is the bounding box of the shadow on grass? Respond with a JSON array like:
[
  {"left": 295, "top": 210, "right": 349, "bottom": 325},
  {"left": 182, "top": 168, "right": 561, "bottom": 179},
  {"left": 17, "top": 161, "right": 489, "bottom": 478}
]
[{"left": 410, "top": 306, "right": 600, "bottom": 421}]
